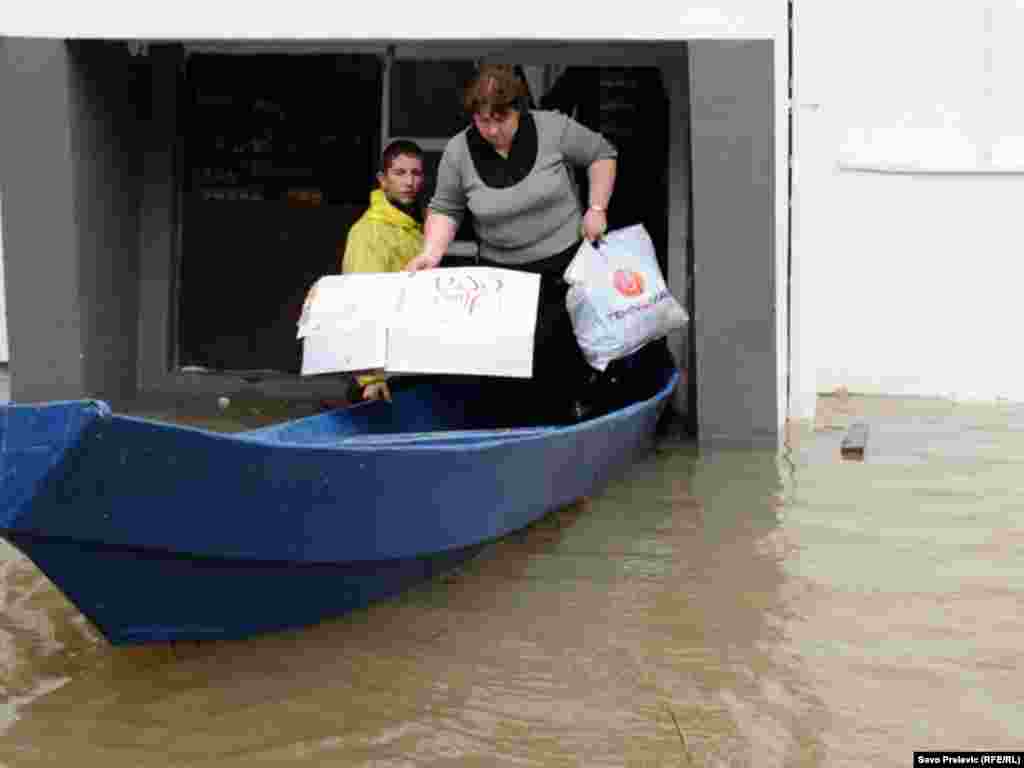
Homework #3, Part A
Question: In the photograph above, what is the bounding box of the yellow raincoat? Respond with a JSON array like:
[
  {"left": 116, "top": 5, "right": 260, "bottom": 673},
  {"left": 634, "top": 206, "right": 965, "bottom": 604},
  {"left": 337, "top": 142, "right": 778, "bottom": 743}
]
[
  {"left": 341, "top": 189, "right": 425, "bottom": 390},
  {"left": 341, "top": 189, "right": 424, "bottom": 274}
]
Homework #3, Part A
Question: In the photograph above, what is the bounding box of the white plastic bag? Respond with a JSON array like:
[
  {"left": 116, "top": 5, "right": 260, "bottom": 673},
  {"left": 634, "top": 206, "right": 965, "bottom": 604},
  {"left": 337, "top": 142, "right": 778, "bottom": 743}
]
[{"left": 564, "top": 224, "right": 689, "bottom": 371}]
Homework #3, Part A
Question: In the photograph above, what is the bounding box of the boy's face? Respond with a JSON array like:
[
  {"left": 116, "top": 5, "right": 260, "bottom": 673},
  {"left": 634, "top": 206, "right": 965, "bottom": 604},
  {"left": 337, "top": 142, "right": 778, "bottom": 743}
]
[{"left": 378, "top": 153, "right": 425, "bottom": 207}]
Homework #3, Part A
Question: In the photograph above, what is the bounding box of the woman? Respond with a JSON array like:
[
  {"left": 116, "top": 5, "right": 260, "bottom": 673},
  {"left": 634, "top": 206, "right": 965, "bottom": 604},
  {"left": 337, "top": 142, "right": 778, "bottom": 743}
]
[{"left": 404, "top": 64, "right": 623, "bottom": 427}]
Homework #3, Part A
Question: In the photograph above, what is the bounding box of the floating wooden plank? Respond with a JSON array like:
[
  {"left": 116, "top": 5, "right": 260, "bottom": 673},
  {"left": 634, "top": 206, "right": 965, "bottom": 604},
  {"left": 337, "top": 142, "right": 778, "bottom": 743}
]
[{"left": 841, "top": 422, "right": 869, "bottom": 460}]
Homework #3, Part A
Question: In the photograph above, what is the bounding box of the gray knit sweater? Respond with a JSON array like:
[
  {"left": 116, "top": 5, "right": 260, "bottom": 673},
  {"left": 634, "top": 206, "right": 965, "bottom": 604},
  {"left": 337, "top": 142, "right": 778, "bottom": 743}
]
[{"left": 429, "top": 110, "right": 618, "bottom": 265}]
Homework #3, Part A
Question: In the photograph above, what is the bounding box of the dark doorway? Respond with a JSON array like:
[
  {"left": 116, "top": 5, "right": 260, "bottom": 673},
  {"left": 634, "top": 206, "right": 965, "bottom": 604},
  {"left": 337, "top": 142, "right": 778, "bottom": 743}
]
[
  {"left": 172, "top": 53, "right": 686, "bottom": 420},
  {"left": 177, "top": 53, "right": 382, "bottom": 374},
  {"left": 539, "top": 66, "right": 671, "bottom": 275}
]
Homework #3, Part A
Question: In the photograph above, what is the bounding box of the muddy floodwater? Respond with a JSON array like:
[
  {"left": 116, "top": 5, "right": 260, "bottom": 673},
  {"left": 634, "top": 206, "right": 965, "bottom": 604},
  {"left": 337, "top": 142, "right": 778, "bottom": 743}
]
[{"left": 1, "top": 389, "right": 1023, "bottom": 766}]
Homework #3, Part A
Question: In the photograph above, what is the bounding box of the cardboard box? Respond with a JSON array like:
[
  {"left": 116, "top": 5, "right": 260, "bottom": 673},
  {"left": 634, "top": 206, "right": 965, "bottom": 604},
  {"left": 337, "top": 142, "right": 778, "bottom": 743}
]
[{"left": 297, "top": 268, "right": 540, "bottom": 378}]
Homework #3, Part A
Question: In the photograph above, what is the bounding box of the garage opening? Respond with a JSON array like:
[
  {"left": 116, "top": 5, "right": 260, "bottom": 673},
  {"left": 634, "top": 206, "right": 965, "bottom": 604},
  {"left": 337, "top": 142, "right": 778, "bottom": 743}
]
[{"left": 173, "top": 46, "right": 688, "bottom": 404}]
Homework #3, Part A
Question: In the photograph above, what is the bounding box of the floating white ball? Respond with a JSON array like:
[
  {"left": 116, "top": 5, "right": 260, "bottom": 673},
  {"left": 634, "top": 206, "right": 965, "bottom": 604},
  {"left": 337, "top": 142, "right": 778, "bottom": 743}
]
[{"left": 217, "top": 396, "right": 230, "bottom": 410}]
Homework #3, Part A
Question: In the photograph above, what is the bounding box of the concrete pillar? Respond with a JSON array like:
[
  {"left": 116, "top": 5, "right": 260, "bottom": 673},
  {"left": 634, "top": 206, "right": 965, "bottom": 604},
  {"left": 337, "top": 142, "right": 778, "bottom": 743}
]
[
  {"left": 0, "top": 38, "right": 85, "bottom": 401},
  {"left": 661, "top": 54, "right": 694, "bottom": 428},
  {"left": 688, "top": 41, "right": 779, "bottom": 446},
  {"left": 0, "top": 191, "right": 7, "bottom": 363},
  {"left": 0, "top": 38, "right": 143, "bottom": 403}
]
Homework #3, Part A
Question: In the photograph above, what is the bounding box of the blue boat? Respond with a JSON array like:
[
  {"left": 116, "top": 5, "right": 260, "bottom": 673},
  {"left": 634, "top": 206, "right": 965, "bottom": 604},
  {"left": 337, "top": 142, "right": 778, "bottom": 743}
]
[{"left": 0, "top": 368, "right": 678, "bottom": 645}]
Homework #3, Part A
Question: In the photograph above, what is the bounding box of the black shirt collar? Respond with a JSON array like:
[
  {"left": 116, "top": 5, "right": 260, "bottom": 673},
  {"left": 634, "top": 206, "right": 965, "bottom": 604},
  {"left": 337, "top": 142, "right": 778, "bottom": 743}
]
[{"left": 466, "top": 110, "right": 538, "bottom": 189}]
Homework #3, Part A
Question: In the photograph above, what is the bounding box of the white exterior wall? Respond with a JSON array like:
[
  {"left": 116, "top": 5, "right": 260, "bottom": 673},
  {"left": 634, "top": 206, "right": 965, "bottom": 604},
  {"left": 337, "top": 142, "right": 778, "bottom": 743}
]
[
  {"left": 791, "top": 0, "right": 1024, "bottom": 415},
  {"left": 6, "top": 1, "right": 784, "bottom": 40}
]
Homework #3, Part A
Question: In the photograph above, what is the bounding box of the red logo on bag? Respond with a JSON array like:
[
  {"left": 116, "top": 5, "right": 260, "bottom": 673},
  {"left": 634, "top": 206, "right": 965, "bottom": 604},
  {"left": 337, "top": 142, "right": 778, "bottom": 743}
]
[{"left": 613, "top": 269, "right": 645, "bottom": 297}]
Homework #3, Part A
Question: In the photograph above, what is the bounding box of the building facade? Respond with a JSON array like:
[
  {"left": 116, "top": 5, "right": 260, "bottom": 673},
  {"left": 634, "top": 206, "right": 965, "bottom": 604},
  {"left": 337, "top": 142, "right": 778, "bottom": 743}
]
[{"left": 1, "top": 1, "right": 789, "bottom": 444}]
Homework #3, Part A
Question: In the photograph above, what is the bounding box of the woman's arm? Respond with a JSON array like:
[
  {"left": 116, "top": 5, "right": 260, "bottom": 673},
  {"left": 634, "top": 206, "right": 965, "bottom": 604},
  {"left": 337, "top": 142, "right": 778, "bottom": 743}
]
[
  {"left": 587, "top": 157, "right": 616, "bottom": 211},
  {"left": 582, "top": 157, "right": 616, "bottom": 241},
  {"left": 551, "top": 111, "right": 618, "bottom": 241},
  {"left": 405, "top": 211, "right": 459, "bottom": 271},
  {"left": 408, "top": 139, "right": 466, "bottom": 271}
]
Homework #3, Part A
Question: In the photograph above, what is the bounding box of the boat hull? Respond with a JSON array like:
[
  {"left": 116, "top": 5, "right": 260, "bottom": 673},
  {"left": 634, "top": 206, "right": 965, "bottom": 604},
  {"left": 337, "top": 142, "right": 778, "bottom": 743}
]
[
  {"left": 1, "top": 369, "right": 678, "bottom": 644},
  {"left": 7, "top": 532, "right": 484, "bottom": 644}
]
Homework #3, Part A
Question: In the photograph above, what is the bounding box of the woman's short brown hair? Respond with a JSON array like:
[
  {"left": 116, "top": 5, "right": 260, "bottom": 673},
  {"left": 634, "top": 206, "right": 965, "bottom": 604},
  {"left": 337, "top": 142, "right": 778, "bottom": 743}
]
[{"left": 462, "top": 64, "right": 528, "bottom": 116}]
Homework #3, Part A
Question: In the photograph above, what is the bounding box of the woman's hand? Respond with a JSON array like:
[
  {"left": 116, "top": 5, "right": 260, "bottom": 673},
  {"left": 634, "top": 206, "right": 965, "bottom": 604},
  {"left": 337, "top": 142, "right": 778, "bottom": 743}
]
[
  {"left": 362, "top": 382, "right": 392, "bottom": 402},
  {"left": 581, "top": 208, "right": 608, "bottom": 242},
  {"left": 405, "top": 211, "right": 459, "bottom": 272},
  {"left": 404, "top": 251, "right": 443, "bottom": 272},
  {"left": 299, "top": 284, "right": 319, "bottom": 325}
]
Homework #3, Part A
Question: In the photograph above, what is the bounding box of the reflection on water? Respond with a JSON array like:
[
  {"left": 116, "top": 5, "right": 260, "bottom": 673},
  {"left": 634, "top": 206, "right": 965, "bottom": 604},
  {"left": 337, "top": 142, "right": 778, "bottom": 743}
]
[
  {"left": 0, "top": 539, "right": 98, "bottom": 739},
  {"left": 1, "top": 396, "right": 1023, "bottom": 765}
]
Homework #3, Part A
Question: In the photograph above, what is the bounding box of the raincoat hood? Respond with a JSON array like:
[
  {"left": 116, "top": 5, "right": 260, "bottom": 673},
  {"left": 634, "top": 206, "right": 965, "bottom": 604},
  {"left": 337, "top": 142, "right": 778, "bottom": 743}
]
[{"left": 363, "top": 189, "right": 422, "bottom": 233}]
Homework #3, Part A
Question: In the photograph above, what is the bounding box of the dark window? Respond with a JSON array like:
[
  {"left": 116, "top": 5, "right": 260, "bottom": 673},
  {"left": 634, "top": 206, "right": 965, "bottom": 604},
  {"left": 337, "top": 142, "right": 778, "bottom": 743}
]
[{"left": 388, "top": 61, "right": 476, "bottom": 138}]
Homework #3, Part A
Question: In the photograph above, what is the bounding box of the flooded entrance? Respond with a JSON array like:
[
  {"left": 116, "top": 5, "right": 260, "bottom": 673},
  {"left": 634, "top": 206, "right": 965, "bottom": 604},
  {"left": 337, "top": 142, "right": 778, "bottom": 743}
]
[{"left": 2, "top": 393, "right": 1023, "bottom": 765}]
